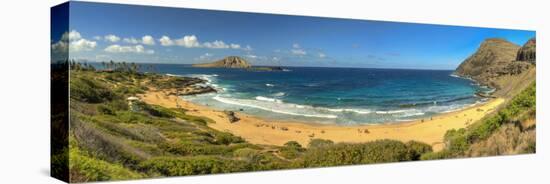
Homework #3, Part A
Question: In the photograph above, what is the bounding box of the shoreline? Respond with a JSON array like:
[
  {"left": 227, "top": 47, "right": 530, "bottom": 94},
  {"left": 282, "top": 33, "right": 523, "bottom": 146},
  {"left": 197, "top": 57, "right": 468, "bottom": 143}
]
[{"left": 138, "top": 87, "right": 504, "bottom": 151}]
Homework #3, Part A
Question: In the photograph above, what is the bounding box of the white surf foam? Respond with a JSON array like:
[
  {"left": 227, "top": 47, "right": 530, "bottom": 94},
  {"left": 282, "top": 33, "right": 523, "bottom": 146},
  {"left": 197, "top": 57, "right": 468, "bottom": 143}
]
[
  {"left": 212, "top": 95, "right": 338, "bottom": 119},
  {"left": 166, "top": 73, "right": 183, "bottom": 77},
  {"left": 449, "top": 74, "right": 460, "bottom": 78},
  {"left": 272, "top": 92, "right": 286, "bottom": 97},
  {"left": 326, "top": 108, "right": 372, "bottom": 114},
  {"left": 255, "top": 96, "right": 283, "bottom": 103},
  {"left": 375, "top": 109, "right": 415, "bottom": 114}
]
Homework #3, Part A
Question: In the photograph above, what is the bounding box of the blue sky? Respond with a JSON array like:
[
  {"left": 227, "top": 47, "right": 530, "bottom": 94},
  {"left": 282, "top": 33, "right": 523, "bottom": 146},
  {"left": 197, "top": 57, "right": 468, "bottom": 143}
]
[{"left": 52, "top": 1, "right": 535, "bottom": 70}]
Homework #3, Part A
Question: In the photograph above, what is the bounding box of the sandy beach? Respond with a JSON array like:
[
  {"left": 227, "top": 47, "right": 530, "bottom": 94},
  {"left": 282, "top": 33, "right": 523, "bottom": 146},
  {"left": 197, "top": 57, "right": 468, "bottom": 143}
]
[{"left": 138, "top": 90, "right": 504, "bottom": 151}]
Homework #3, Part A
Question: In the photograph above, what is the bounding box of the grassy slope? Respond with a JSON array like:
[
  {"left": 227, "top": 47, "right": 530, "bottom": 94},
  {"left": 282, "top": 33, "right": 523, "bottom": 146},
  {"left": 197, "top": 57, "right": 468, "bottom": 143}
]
[
  {"left": 421, "top": 82, "right": 536, "bottom": 160},
  {"left": 63, "top": 69, "right": 535, "bottom": 182}
]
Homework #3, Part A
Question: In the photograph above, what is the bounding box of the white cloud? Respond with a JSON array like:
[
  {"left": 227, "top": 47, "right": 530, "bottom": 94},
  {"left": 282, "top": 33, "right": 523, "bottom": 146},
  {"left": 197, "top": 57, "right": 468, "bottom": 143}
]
[
  {"left": 160, "top": 35, "right": 247, "bottom": 50},
  {"left": 142, "top": 35, "right": 155, "bottom": 45},
  {"left": 175, "top": 35, "right": 201, "bottom": 48},
  {"left": 52, "top": 30, "right": 97, "bottom": 53},
  {"left": 51, "top": 40, "right": 68, "bottom": 54},
  {"left": 104, "top": 34, "right": 120, "bottom": 42},
  {"left": 71, "top": 39, "right": 97, "bottom": 52},
  {"left": 243, "top": 45, "right": 253, "bottom": 51},
  {"left": 123, "top": 36, "right": 156, "bottom": 45},
  {"left": 203, "top": 40, "right": 230, "bottom": 49},
  {"left": 95, "top": 54, "right": 110, "bottom": 60},
  {"left": 123, "top": 37, "right": 140, "bottom": 44},
  {"left": 290, "top": 43, "right": 307, "bottom": 56},
  {"left": 66, "top": 30, "right": 82, "bottom": 41},
  {"left": 230, "top": 43, "right": 241, "bottom": 49},
  {"left": 245, "top": 54, "right": 258, "bottom": 59},
  {"left": 318, "top": 52, "right": 326, "bottom": 58},
  {"left": 93, "top": 36, "right": 102, "bottom": 40},
  {"left": 159, "top": 36, "right": 174, "bottom": 46},
  {"left": 195, "top": 53, "right": 213, "bottom": 60},
  {"left": 291, "top": 49, "right": 307, "bottom": 56},
  {"left": 104, "top": 44, "right": 154, "bottom": 54}
]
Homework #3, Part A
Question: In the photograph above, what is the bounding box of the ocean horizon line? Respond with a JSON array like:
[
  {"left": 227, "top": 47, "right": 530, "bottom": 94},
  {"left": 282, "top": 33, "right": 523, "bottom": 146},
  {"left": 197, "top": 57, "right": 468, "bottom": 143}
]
[{"left": 74, "top": 60, "right": 457, "bottom": 71}]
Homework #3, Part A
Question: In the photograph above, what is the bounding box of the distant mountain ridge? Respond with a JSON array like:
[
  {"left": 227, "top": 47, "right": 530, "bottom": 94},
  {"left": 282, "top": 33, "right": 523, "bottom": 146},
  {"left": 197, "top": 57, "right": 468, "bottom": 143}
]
[
  {"left": 454, "top": 37, "right": 536, "bottom": 97},
  {"left": 192, "top": 56, "right": 251, "bottom": 68}
]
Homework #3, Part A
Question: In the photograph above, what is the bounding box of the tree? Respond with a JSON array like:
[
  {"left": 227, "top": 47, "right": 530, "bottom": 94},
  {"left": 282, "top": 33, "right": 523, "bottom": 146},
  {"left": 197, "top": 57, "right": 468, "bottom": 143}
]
[{"left": 109, "top": 60, "right": 114, "bottom": 70}]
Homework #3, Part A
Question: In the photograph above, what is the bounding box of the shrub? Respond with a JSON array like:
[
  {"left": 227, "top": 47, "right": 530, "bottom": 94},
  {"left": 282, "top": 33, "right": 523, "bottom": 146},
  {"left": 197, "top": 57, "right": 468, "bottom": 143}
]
[
  {"left": 444, "top": 129, "right": 469, "bottom": 154},
  {"left": 71, "top": 117, "right": 147, "bottom": 168},
  {"left": 140, "top": 104, "right": 174, "bottom": 118},
  {"left": 280, "top": 147, "right": 302, "bottom": 160},
  {"left": 170, "top": 108, "right": 214, "bottom": 126},
  {"left": 420, "top": 150, "right": 453, "bottom": 160},
  {"left": 97, "top": 105, "right": 115, "bottom": 115},
  {"left": 95, "top": 120, "right": 164, "bottom": 143},
  {"left": 70, "top": 77, "right": 117, "bottom": 103},
  {"left": 138, "top": 156, "right": 250, "bottom": 176},
  {"left": 114, "top": 86, "right": 145, "bottom": 96},
  {"left": 279, "top": 141, "right": 305, "bottom": 159},
  {"left": 284, "top": 141, "right": 302, "bottom": 148},
  {"left": 107, "top": 99, "right": 128, "bottom": 111},
  {"left": 116, "top": 111, "right": 153, "bottom": 124},
  {"left": 405, "top": 141, "right": 433, "bottom": 160},
  {"left": 308, "top": 139, "right": 334, "bottom": 148},
  {"left": 214, "top": 132, "right": 245, "bottom": 145},
  {"left": 159, "top": 142, "right": 251, "bottom": 156},
  {"left": 301, "top": 139, "right": 412, "bottom": 167},
  {"left": 233, "top": 148, "right": 261, "bottom": 158},
  {"left": 69, "top": 144, "right": 143, "bottom": 182}
]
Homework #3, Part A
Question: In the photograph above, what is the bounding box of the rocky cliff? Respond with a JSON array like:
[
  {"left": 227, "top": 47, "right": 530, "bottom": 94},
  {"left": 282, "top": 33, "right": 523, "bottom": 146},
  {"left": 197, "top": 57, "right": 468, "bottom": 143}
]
[
  {"left": 454, "top": 38, "right": 536, "bottom": 98},
  {"left": 516, "top": 38, "right": 536, "bottom": 64},
  {"left": 454, "top": 38, "right": 520, "bottom": 83},
  {"left": 192, "top": 56, "right": 251, "bottom": 68}
]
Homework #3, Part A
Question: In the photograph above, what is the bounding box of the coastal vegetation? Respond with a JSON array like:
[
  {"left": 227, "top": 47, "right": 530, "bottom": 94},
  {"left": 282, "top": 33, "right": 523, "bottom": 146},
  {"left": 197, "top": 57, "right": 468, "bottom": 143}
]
[
  {"left": 65, "top": 66, "right": 440, "bottom": 182},
  {"left": 421, "top": 82, "right": 535, "bottom": 160}
]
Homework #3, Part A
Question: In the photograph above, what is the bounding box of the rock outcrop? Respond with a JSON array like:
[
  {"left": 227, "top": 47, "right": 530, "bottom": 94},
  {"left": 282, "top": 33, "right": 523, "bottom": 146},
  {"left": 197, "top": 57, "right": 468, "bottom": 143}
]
[
  {"left": 454, "top": 38, "right": 520, "bottom": 85},
  {"left": 516, "top": 38, "right": 536, "bottom": 64},
  {"left": 224, "top": 111, "right": 240, "bottom": 123},
  {"left": 193, "top": 56, "right": 251, "bottom": 68},
  {"left": 454, "top": 38, "right": 536, "bottom": 98}
]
